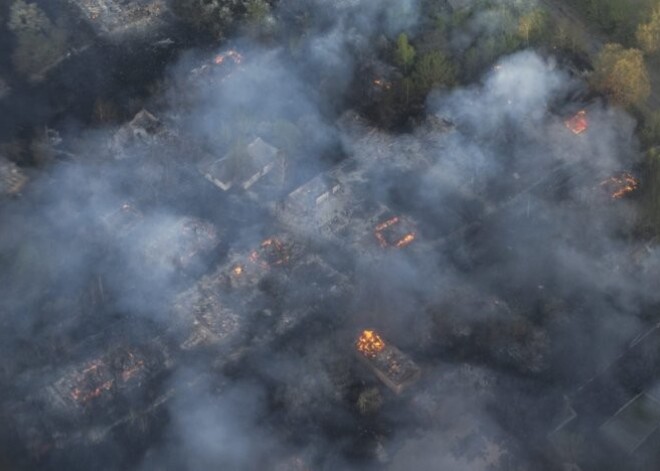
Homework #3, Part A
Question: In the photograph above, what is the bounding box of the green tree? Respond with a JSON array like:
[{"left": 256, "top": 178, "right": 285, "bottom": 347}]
[
  {"left": 170, "top": 0, "right": 240, "bottom": 39},
  {"left": 636, "top": 6, "right": 660, "bottom": 54},
  {"left": 517, "top": 9, "right": 547, "bottom": 44},
  {"left": 394, "top": 33, "right": 415, "bottom": 73},
  {"left": 591, "top": 43, "right": 650, "bottom": 107},
  {"left": 644, "top": 147, "right": 660, "bottom": 234},
  {"left": 411, "top": 51, "right": 456, "bottom": 95},
  {"left": 8, "top": 0, "right": 68, "bottom": 80},
  {"left": 641, "top": 110, "right": 660, "bottom": 148}
]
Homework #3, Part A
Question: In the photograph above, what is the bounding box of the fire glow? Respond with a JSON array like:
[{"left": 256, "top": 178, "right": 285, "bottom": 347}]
[
  {"left": 249, "top": 238, "right": 290, "bottom": 268},
  {"left": 356, "top": 330, "right": 386, "bottom": 358},
  {"left": 373, "top": 78, "right": 391, "bottom": 90},
  {"left": 67, "top": 351, "right": 146, "bottom": 406},
  {"left": 565, "top": 110, "right": 588, "bottom": 135},
  {"left": 214, "top": 50, "right": 243, "bottom": 65},
  {"left": 600, "top": 172, "right": 640, "bottom": 199},
  {"left": 374, "top": 216, "right": 416, "bottom": 249}
]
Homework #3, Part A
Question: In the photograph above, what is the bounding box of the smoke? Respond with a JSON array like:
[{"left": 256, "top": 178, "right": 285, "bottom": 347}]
[{"left": 1, "top": 0, "right": 659, "bottom": 470}]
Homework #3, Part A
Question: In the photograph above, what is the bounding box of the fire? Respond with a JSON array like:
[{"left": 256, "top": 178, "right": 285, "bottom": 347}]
[
  {"left": 67, "top": 351, "right": 146, "bottom": 405},
  {"left": 356, "top": 330, "right": 386, "bottom": 358},
  {"left": 374, "top": 216, "right": 416, "bottom": 249},
  {"left": 375, "top": 216, "right": 399, "bottom": 232},
  {"left": 214, "top": 49, "right": 243, "bottom": 65},
  {"left": 70, "top": 379, "right": 114, "bottom": 404},
  {"left": 395, "top": 233, "right": 416, "bottom": 248},
  {"left": 600, "top": 172, "right": 639, "bottom": 199},
  {"left": 565, "top": 110, "right": 588, "bottom": 135},
  {"left": 231, "top": 265, "right": 244, "bottom": 276},
  {"left": 121, "top": 352, "right": 145, "bottom": 382},
  {"left": 373, "top": 78, "right": 391, "bottom": 90},
  {"left": 249, "top": 238, "right": 289, "bottom": 268}
]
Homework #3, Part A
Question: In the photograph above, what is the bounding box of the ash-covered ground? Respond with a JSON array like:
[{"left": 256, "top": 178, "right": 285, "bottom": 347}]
[{"left": 1, "top": 1, "right": 660, "bottom": 471}]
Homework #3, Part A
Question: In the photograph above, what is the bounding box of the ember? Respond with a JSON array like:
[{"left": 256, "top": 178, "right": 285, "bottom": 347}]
[
  {"left": 373, "top": 78, "right": 391, "bottom": 90},
  {"left": 565, "top": 110, "right": 588, "bottom": 135},
  {"left": 356, "top": 330, "right": 386, "bottom": 358},
  {"left": 63, "top": 350, "right": 148, "bottom": 406},
  {"left": 249, "top": 238, "right": 290, "bottom": 268},
  {"left": 600, "top": 172, "right": 639, "bottom": 199},
  {"left": 374, "top": 216, "right": 416, "bottom": 249},
  {"left": 214, "top": 49, "right": 243, "bottom": 65}
]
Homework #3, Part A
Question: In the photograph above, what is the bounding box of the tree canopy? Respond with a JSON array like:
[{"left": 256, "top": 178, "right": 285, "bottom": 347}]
[
  {"left": 394, "top": 33, "right": 415, "bottom": 72},
  {"left": 636, "top": 5, "right": 660, "bottom": 54},
  {"left": 591, "top": 43, "right": 650, "bottom": 107}
]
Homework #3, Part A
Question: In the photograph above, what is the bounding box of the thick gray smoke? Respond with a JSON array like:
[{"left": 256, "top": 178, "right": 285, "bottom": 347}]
[{"left": 1, "top": 0, "right": 657, "bottom": 470}]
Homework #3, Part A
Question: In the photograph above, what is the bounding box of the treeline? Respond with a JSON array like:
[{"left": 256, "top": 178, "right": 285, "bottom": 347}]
[{"left": 566, "top": 0, "right": 660, "bottom": 235}]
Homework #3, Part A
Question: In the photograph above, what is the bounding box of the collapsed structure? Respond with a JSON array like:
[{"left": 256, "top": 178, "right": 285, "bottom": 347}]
[{"left": 200, "top": 137, "right": 282, "bottom": 192}]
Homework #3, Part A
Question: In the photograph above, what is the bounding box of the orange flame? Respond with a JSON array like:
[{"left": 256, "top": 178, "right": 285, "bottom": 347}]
[
  {"left": 600, "top": 172, "right": 639, "bottom": 199},
  {"left": 68, "top": 352, "right": 146, "bottom": 405},
  {"left": 356, "top": 330, "right": 386, "bottom": 358},
  {"left": 374, "top": 216, "right": 416, "bottom": 249},
  {"left": 565, "top": 110, "right": 588, "bottom": 135},
  {"left": 395, "top": 233, "right": 416, "bottom": 248},
  {"left": 231, "top": 265, "right": 244, "bottom": 276}
]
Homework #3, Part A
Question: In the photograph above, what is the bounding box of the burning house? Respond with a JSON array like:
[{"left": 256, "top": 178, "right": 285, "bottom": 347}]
[
  {"left": 200, "top": 137, "right": 282, "bottom": 193},
  {"left": 2, "top": 337, "right": 174, "bottom": 461},
  {"left": 47, "top": 345, "right": 168, "bottom": 412},
  {"left": 600, "top": 171, "right": 640, "bottom": 200},
  {"left": 355, "top": 330, "right": 421, "bottom": 394},
  {"left": 65, "top": 0, "right": 169, "bottom": 39},
  {"left": 0, "top": 156, "right": 27, "bottom": 196},
  {"left": 565, "top": 110, "right": 589, "bottom": 135},
  {"left": 373, "top": 214, "right": 417, "bottom": 249},
  {"left": 225, "top": 234, "right": 302, "bottom": 292}
]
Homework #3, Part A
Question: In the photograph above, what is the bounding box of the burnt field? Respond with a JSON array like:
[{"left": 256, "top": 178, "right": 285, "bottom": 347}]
[{"left": 1, "top": 1, "right": 660, "bottom": 471}]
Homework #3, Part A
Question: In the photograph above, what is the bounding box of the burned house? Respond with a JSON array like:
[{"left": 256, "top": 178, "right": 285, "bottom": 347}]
[
  {"left": 355, "top": 330, "right": 421, "bottom": 394},
  {"left": 46, "top": 344, "right": 171, "bottom": 413},
  {"left": 0, "top": 156, "right": 28, "bottom": 196},
  {"left": 200, "top": 137, "right": 282, "bottom": 193},
  {"left": 549, "top": 323, "right": 660, "bottom": 470},
  {"left": 137, "top": 215, "right": 220, "bottom": 273},
  {"left": 277, "top": 163, "right": 359, "bottom": 237},
  {"left": 6, "top": 337, "right": 175, "bottom": 458},
  {"left": 170, "top": 271, "right": 242, "bottom": 352},
  {"left": 64, "top": 0, "right": 169, "bottom": 39},
  {"left": 111, "top": 109, "right": 168, "bottom": 159}
]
